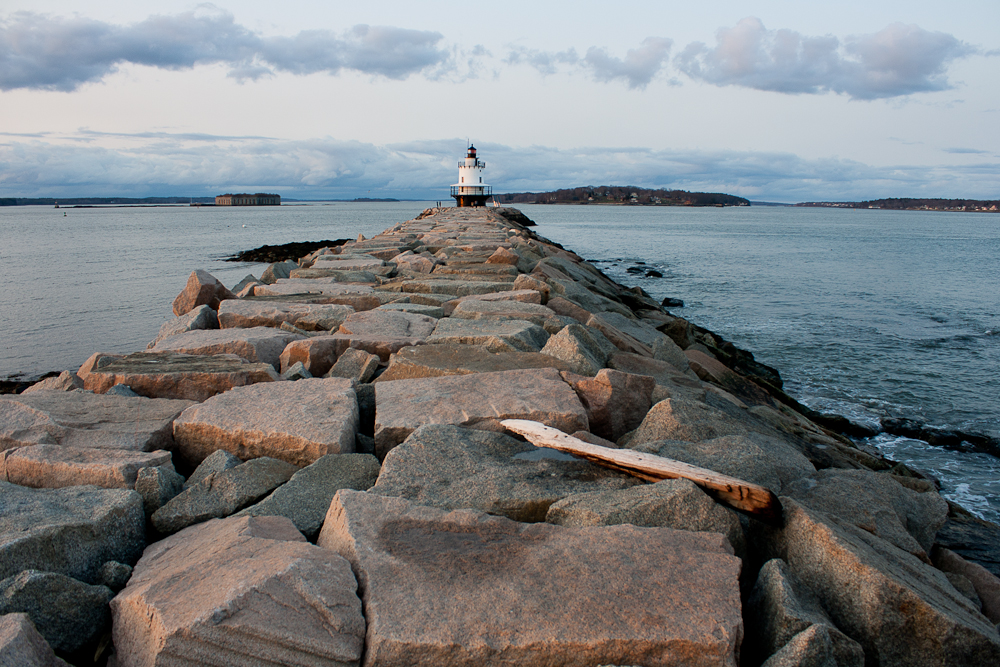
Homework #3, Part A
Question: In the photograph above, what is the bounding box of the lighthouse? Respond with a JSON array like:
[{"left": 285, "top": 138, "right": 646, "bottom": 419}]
[{"left": 450, "top": 145, "right": 491, "bottom": 207}]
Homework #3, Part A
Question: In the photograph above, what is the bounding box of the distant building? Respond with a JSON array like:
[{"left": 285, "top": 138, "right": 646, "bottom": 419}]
[
  {"left": 450, "top": 145, "right": 491, "bottom": 207},
  {"left": 215, "top": 193, "right": 280, "bottom": 206}
]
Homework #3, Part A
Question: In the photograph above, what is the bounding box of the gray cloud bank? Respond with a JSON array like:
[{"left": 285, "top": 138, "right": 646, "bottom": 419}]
[
  {"left": 0, "top": 8, "right": 449, "bottom": 91},
  {"left": 675, "top": 18, "right": 974, "bottom": 99},
  {"left": 0, "top": 10, "right": 979, "bottom": 99},
  {"left": 1, "top": 134, "right": 994, "bottom": 202}
]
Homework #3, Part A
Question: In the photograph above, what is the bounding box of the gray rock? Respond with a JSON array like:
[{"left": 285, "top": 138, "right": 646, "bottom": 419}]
[
  {"left": 540, "top": 322, "right": 617, "bottom": 375},
  {"left": 218, "top": 299, "right": 354, "bottom": 332},
  {"left": 760, "top": 497, "right": 1000, "bottom": 666},
  {"left": 784, "top": 469, "right": 949, "bottom": 561},
  {"left": 620, "top": 397, "right": 760, "bottom": 446},
  {"left": 325, "top": 348, "right": 380, "bottom": 383},
  {"left": 111, "top": 516, "right": 364, "bottom": 667},
  {"left": 22, "top": 371, "right": 83, "bottom": 394},
  {"left": 630, "top": 434, "right": 815, "bottom": 494},
  {"left": 375, "top": 343, "right": 573, "bottom": 382},
  {"left": 545, "top": 478, "right": 745, "bottom": 556},
  {"left": 761, "top": 624, "right": 865, "bottom": 667},
  {"left": 105, "top": 384, "right": 139, "bottom": 397},
  {"left": 450, "top": 298, "right": 565, "bottom": 333},
  {"left": 652, "top": 336, "right": 696, "bottom": 376},
  {"left": 563, "top": 368, "right": 655, "bottom": 442},
  {"left": 134, "top": 465, "right": 185, "bottom": 515},
  {"left": 1, "top": 390, "right": 193, "bottom": 452},
  {"left": 151, "top": 457, "right": 298, "bottom": 535},
  {"left": 147, "top": 304, "right": 219, "bottom": 348},
  {"left": 0, "top": 482, "right": 145, "bottom": 584},
  {"left": 230, "top": 274, "right": 259, "bottom": 294},
  {"left": 259, "top": 259, "right": 299, "bottom": 284},
  {"left": 0, "top": 570, "right": 113, "bottom": 652},
  {"left": 0, "top": 613, "right": 71, "bottom": 667},
  {"left": 236, "top": 453, "right": 381, "bottom": 539},
  {"left": 372, "top": 424, "right": 638, "bottom": 522},
  {"left": 426, "top": 317, "right": 550, "bottom": 353},
  {"left": 376, "top": 302, "right": 444, "bottom": 318},
  {"left": 318, "top": 489, "right": 742, "bottom": 667},
  {"left": 184, "top": 448, "right": 241, "bottom": 488},
  {"left": 99, "top": 562, "right": 132, "bottom": 592},
  {"left": 280, "top": 360, "right": 313, "bottom": 381}
]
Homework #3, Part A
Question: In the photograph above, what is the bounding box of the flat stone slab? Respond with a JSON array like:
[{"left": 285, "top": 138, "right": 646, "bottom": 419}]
[
  {"left": 318, "top": 490, "right": 742, "bottom": 667},
  {"left": 0, "top": 445, "right": 171, "bottom": 489},
  {"left": 426, "top": 318, "right": 550, "bottom": 353},
  {"left": 372, "top": 424, "right": 637, "bottom": 522},
  {"left": 218, "top": 299, "right": 354, "bottom": 331},
  {"left": 255, "top": 280, "right": 375, "bottom": 297},
  {"left": 0, "top": 482, "right": 145, "bottom": 584},
  {"left": 373, "top": 367, "right": 588, "bottom": 456},
  {"left": 172, "top": 378, "right": 359, "bottom": 468},
  {"left": 386, "top": 278, "right": 514, "bottom": 296},
  {"left": 376, "top": 302, "right": 444, "bottom": 318},
  {"left": 150, "top": 326, "right": 305, "bottom": 368},
  {"left": 112, "top": 516, "right": 365, "bottom": 667},
  {"left": 311, "top": 256, "right": 387, "bottom": 271},
  {"left": 376, "top": 343, "right": 574, "bottom": 382},
  {"left": 1, "top": 390, "right": 193, "bottom": 452},
  {"left": 450, "top": 298, "right": 564, "bottom": 332},
  {"left": 78, "top": 351, "right": 279, "bottom": 401},
  {"left": 338, "top": 309, "right": 438, "bottom": 339}
]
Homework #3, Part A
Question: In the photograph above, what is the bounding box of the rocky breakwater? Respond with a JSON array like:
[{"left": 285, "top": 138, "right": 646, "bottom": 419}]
[{"left": 1, "top": 205, "right": 999, "bottom": 666}]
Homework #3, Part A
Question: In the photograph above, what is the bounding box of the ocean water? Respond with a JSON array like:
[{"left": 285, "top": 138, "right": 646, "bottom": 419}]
[{"left": 1, "top": 201, "right": 997, "bottom": 522}]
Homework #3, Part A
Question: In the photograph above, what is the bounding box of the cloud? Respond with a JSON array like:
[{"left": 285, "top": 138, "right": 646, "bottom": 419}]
[
  {"left": 0, "top": 8, "right": 450, "bottom": 91},
  {"left": 2, "top": 132, "right": 997, "bottom": 203},
  {"left": 944, "top": 147, "right": 989, "bottom": 154},
  {"left": 675, "top": 18, "right": 974, "bottom": 99},
  {"left": 506, "top": 37, "right": 671, "bottom": 88}
]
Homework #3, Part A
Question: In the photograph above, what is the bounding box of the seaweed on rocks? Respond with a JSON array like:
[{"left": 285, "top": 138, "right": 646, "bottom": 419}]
[{"left": 224, "top": 239, "right": 350, "bottom": 263}]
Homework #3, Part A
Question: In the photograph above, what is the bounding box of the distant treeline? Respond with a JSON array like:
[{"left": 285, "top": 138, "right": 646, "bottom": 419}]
[
  {"left": 797, "top": 198, "right": 1000, "bottom": 212},
  {"left": 497, "top": 186, "right": 750, "bottom": 207},
  {"left": 0, "top": 197, "right": 217, "bottom": 206}
]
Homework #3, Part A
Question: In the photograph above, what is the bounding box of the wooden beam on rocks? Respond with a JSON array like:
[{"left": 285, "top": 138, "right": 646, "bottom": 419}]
[{"left": 501, "top": 419, "right": 783, "bottom": 525}]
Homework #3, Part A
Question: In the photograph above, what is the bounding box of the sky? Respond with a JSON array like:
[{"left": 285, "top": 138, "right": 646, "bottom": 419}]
[{"left": 1, "top": 0, "right": 998, "bottom": 202}]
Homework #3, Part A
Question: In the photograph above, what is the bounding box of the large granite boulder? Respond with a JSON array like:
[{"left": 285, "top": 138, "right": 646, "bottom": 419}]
[
  {"left": 172, "top": 269, "right": 235, "bottom": 316},
  {"left": 450, "top": 299, "right": 565, "bottom": 333},
  {"left": 562, "top": 368, "right": 655, "bottom": 441},
  {"left": 147, "top": 304, "right": 219, "bottom": 348},
  {"left": 78, "top": 351, "right": 279, "bottom": 401},
  {"left": 172, "top": 378, "right": 358, "bottom": 468},
  {"left": 21, "top": 371, "right": 84, "bottom": 394},
  {"left": 150, "top": 326, "right": 305, "bottom": 369},
  {"left": 0, "top": 482, "right": 145, "bottom": 584},
  {"left": 134, "top": 465, "right": 185, "bottom": 516},
  {"left": 621, "top": 396, "right": 763, "bottom": 446},
  {"left": 218, "top": 300, "right": 354, "bottom": 331},
  {"left": 326, "top": 348, "right": 380, "bottom": 383},
  {"left": 112, "top": 516, "right": 364, "bottom": 667},
  {"left": 426, "top": 317, "right": 550, "bottom": 353},
  {"left": 441, "top": 289, "right": 543, "bottom": 316},
  {"left": 0, "top": 570, "right": 113, "bottom": 653},
  {"left": 259, "top": 260, "right": 299, "bottom": 284},
  {"left": 151, "top": 457, "right": 298, "bottom": 535},
  {"left": 318, "top": 490, "right": 742, "bottom": 667},
  {"left": 0, "top": 390, "right": 192, "bottom": 452},
  {"left": 540, "top": 322, "right": 617, "bottom": 375},
  {"left": 784, "top": 469, "right": 949, "bottom": 562},
  {"left": 759, "top": 497, "right": 1000, "bottom": 666},
  {"left": 373, "top": 367, "right": 588, "bottom": 456},
  {"left": 746, "top": 559, "right": 864, "bottom": 666},
  {"left": 545, "top": 478, "right": 745, "bottom": 556},
  {"left": 0, "top": 445, "right": 172, "bottom": 489},
  {"left": 761, "top": 624, "right": 865, "bottom": 667},
  {"left": 338, "top": 309, "right": 437, "bottom": 339},
  {"left": 236, "top": 453, "right": 381, "bottom": 539},
  {"left": 0, "top": 613, "right": 71, "bottom": 667},
  {"left": 371, "top": 425, "right": 638, "bottom": 522}
]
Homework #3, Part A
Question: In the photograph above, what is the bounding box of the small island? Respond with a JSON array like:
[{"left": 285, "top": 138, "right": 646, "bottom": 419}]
[{"left": 497, "top": 186, "right": 750, "bottom": 207}]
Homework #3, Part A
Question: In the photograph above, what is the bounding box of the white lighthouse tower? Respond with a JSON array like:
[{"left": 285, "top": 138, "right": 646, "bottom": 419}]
[{"left": 450, "top": 145, "right": 491, "bottom": 207}]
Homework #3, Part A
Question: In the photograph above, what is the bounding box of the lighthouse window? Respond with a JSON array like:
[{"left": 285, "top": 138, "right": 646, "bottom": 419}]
[
  {"left": 479, "top": 177, "right": 482, "bottom": 182},
  {"left": 461, "top": 177, "right": 464, "bottom": 183}
]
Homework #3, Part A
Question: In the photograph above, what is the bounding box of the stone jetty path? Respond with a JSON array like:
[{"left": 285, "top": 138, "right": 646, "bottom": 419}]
[{"left": 2, "top": 206, "right": 999, "bottom": 666}]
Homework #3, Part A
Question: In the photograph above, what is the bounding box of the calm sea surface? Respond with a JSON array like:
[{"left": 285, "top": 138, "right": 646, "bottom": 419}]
[{"left": 2, "top": 202, "right": 998, "bottom": 521}]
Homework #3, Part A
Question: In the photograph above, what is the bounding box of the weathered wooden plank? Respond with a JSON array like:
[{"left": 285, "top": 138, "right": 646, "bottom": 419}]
[{"left": 501, "top": 419, "right": 783, "bottom": 524}]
